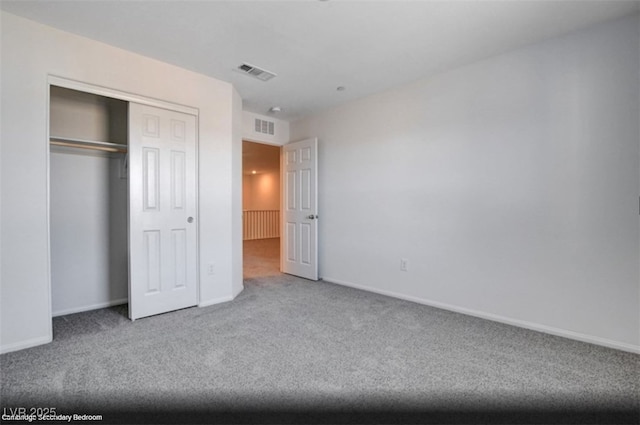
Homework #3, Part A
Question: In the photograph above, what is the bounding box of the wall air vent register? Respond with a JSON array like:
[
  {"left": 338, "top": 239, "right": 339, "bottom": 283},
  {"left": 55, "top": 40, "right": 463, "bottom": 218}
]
[{"left": 255, "top": 119, "right": 275, "bottom": 135}]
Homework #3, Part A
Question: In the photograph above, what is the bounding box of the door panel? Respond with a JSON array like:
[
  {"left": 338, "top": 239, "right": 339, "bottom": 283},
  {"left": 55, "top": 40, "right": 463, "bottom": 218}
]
[
  {"left": 129, "top": 103, "right": 197, "bottom": 320},
  {"left": 301, "top": 223, "right": 311, "bottom": 265},
  {"left": 171, "top": 151, "right": 186, "bottom": 209},
  {"left": 282, "top": 138, "right": 318, "bottom": 280},
  {"left": 144, "top": 230, "right": 161, "bottom": 293},
  {"left": 171, "top": 229, "right": 187, "bottom": 288},
  {"left": 143, "top": 148, "right": 160, "bottom": 210},
  {"left": 286, "top": 171, "right": 296, "bottom": 210}
]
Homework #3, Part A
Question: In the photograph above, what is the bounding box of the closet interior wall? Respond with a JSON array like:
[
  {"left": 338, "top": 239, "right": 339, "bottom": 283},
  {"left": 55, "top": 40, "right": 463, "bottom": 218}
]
[{"left": 49, "top": 86, "right": 129, "bottom": 316}]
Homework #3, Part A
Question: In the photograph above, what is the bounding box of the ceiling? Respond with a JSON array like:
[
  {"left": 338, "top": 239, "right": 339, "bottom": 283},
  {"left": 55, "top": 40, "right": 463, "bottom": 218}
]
[
  {"left": 243, "top": 141, "right": 280, "bottom": 175},
  {"left": 2, "top": 1, "right": 638, "bottom": 122}
]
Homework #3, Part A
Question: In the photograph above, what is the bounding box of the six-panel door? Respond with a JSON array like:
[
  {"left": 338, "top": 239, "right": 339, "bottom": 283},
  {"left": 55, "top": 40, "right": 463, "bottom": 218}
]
[
  {"left": 128, "top": 103, "right": 197, "bottom": 319},
  {"left": 282, "top": 138, "right": 318, "bottom": 280}
]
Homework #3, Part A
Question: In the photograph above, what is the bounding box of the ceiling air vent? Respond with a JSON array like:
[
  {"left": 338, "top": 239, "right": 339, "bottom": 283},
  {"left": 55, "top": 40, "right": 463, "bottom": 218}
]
[
  {"left": 255, "top": 119, "right": 275, "bottom": 135},
  {"left": 237, "top": 63, "right": 277, "bottom": 82}
]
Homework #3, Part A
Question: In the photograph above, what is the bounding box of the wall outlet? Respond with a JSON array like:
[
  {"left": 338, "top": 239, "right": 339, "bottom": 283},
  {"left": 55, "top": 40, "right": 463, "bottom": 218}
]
[
  {"left": 400, "top": 258, "right": 409, "bottom": 272},
  {"left": 207, "top": 264, "right": 214, "bottom": 275}
]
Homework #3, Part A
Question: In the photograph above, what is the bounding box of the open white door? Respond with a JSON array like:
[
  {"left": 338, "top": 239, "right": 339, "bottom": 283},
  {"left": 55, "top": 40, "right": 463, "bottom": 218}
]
[
  {"left": 128, "top": 103, "right": 198, "bottom": 320},
  {"left": 282, "top": 138, "right": 318, "bottom": 280}
]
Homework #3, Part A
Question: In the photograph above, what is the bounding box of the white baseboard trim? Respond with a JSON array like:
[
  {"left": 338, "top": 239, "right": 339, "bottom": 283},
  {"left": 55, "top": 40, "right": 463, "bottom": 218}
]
[
  {"left": 52, "top": 298, "right": 128, "bottom": 317},
  {"left": 199, "top": 284, "right": 244, "bottom": 308},
  {"left": 1, "top": 335, "right": 52, "bottom": 354},
  {"left": 199, "top": 295, "right": 233, "bottom": 308},
  {"left": 323, "top": 277, "right": 640, "bottom": 354}
]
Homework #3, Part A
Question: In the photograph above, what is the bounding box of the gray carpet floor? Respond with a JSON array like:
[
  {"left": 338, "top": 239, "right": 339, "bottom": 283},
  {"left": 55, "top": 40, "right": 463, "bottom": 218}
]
[{"left": 1, "top": 274, "right": 638, "bottom": 423}]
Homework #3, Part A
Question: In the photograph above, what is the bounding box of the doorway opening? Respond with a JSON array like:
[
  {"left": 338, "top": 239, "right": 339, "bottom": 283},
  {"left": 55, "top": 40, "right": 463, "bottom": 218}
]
[
  {"left": 49, "top": 85, "right": 130, "bottom": 320},
  {"left": 242, "top": 141, "right": 281, "bottom": 279},
  {"left": 47, "top": 77, "right": 200, "bottom": 332}
]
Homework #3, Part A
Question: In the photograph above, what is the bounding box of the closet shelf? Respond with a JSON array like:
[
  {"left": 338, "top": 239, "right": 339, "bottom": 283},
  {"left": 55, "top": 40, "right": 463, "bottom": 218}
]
[{"left": 50, "top": 136, "right": 128, "bottom": 153}]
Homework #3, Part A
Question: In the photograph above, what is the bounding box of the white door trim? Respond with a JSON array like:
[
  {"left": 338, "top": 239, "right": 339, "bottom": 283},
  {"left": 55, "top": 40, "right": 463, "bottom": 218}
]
[
  {"left": 45, "top": 75, "right": 200, "bottom": 324},
  {"left": 48, "top": 75, "right": 199, "bottom": 116}
]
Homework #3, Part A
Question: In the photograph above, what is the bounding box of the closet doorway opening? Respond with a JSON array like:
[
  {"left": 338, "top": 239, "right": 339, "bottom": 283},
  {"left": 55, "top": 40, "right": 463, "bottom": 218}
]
[
  {"left": 49, "top": 86, "right": 130, "bottom": 319},
  {"left": 47, "top": 77, "right": 200, "bottom": 326},
  {"left": 242, "top": 141, "right": 281, "bottom": 280}
]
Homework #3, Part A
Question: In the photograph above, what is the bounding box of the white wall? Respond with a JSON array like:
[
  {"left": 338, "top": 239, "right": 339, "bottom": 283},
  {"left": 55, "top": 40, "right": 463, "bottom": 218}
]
[
  {"left": 49, "top": 88, "right": 129, "bottom": 315},
  {"left": 0, "top": 12, "right": 242, "bottom": 353},
  {"left": 242, "top": 111, "right": 290, "bottom": 146},
  {"left": 231, "top": 89, "right": 244, "bottom": 299},
  {"left": 243, "top": 172, "right": 280, "bottom": 211},
  {"left": 50, "top": 151, "right": 128, "bottom": 315},
  {"left": 291, "top": 15, "right": 640, "bottom": 352},
  {"left": 50, "top": 87, "right": 125, "bottom": 142}
]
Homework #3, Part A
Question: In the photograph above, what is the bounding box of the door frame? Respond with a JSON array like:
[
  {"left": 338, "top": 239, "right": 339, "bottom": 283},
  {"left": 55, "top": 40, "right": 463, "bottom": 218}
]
[
  {"left": 240, "top": 137, "right": 318, "bottom": 278},
  {"left": 45, "top": 75, "right": 200, "bottom": 324},
  {"left": 240, "top": 138, "right": 283, "bottom": 273}
]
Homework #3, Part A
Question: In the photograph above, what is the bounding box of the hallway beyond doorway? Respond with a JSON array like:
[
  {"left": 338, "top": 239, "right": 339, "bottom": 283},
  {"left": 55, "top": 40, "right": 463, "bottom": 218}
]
[{"left": 243, "top": 238, "right": 280, "bottom": 279}]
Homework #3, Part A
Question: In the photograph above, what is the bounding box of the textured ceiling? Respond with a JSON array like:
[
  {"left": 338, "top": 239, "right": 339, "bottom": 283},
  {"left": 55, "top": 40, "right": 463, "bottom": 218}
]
[{"left": 2, "top": 1, "right": 638, "bottom": 121}]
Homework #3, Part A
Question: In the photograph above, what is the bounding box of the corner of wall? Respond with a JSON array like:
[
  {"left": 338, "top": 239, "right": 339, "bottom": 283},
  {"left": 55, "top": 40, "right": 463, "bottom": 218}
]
[
  {"left": 232, "top": 88, "right": 244, "bottom": 298},
  {"left": 1, "top": 334, "right": 52, "bottom": 355}
]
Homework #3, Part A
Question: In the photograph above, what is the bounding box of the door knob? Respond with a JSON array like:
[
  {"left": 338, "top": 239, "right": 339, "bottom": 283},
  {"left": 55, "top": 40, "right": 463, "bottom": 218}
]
[
  {"left": 307, "top": 215, "right": 318, "bottom": 220},
  {"left": 187, "top": 217, "right": 194, "bottom": 223}
]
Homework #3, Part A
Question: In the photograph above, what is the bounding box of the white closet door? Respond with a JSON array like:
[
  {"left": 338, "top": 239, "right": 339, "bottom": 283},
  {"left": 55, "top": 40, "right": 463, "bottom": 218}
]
[{"left": 128, "top": 103, "right": 197, "bottom": 320}]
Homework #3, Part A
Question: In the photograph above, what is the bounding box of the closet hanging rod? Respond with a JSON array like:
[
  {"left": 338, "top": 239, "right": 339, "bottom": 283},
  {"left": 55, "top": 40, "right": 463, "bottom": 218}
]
[
  {"left": 50, "top": 136, "right": 128, "bottom": 153},
  {"left": 50, "top": 141, "right": 127, "bottom": 153}
]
